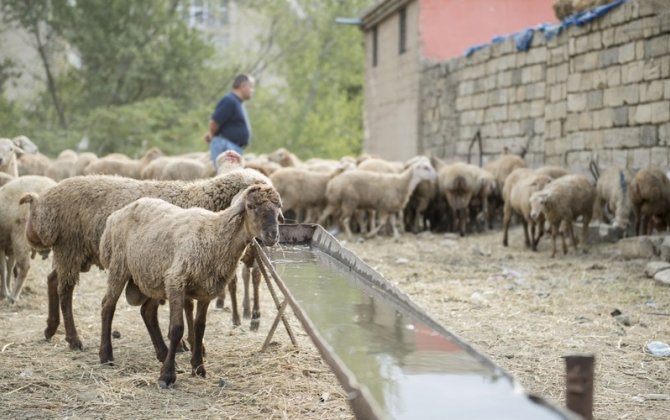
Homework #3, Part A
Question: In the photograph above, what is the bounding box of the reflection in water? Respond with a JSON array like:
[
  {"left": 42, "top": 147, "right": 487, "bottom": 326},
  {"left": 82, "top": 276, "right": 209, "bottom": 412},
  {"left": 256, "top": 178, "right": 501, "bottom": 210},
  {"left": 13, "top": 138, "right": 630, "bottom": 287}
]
[{"left": 268, "top": 246, "right": 563, "bottom": 420}]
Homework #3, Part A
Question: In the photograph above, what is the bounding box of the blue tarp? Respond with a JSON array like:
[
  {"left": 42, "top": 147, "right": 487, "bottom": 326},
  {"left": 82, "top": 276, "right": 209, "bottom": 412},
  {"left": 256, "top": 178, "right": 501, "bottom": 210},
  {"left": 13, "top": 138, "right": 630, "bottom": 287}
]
[{"left": 464, "top": 0, "right": 628, "bottom": 57}]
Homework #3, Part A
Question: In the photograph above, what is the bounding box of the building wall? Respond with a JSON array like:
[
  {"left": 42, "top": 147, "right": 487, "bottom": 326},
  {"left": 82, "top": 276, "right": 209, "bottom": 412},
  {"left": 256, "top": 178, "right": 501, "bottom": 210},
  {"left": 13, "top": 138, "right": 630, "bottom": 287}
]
[
  {"left": 364, "top": 0, "right": 421, "bottom": 161},
  {"left": 420, "top": 0, "right": 557, "bottom": 61},
  {"left": 421, "top": 0, "right": 670, "bottom": 174}
]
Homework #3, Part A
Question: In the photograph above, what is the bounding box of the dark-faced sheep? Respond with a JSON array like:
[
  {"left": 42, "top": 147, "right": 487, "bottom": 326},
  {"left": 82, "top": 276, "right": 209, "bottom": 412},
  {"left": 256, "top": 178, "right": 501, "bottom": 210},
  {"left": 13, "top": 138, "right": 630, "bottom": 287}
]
[
  {"left": 629, "top": 167, "right": 670, "bottom": 236},
  {"left": 20, "top": 168, "right": 271, "bottom": 350},
  {"left": 98, "top": 184, "right": 282, "bottom": 388},
  {"left": 529, "top": 174, "right": 595, "bottom": 257}
]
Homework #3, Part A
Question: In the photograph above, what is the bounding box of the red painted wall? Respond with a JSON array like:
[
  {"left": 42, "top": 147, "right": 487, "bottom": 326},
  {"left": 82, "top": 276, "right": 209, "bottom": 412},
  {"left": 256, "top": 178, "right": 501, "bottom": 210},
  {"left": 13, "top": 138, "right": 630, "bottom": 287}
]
[{"left": 420, "top": 0, "right": 558, "bottom": 60}]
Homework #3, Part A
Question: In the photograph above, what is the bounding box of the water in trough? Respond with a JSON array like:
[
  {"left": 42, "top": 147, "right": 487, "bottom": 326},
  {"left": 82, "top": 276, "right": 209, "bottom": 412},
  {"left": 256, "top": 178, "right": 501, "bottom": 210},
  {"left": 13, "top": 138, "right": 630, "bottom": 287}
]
[{"left": 267, "top": 245, "right": 565, "bottom": 420}]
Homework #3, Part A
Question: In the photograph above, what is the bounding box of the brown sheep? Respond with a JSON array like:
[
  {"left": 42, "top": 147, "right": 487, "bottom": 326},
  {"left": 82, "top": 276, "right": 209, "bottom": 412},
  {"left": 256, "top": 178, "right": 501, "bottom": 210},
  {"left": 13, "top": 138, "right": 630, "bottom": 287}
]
[
  {"left": 20, "top": 168, "right": 271, "bottom": 350},
  {"left": 502, "top": 173, "right": 553, "bottom": 251},
  {"left": 98, "top": 184, "right": 282, "bottom": 388},
  {"left": 629, "top": 167, "right": 670, "bottom": 236},
  {"left": 529, "top": 174, "right": 595, "bottom": 257}
]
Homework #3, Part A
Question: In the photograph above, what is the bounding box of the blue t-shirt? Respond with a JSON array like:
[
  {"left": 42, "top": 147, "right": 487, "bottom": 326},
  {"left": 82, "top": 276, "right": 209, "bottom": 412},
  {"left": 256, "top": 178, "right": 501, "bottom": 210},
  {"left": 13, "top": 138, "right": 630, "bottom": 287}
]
[{"left": 211, "top": 92, "right": 251, "bottom": 147}]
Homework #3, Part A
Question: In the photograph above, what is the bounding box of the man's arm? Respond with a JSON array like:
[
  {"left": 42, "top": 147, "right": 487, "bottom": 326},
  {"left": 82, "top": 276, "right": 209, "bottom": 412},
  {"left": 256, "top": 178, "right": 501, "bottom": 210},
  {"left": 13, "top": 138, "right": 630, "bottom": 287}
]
[
  {"left": 203, "top": 119, "right": 220, "bottom": 144},
  {"left": 204, "top": 99, "right": 234, "bottom": 143}
]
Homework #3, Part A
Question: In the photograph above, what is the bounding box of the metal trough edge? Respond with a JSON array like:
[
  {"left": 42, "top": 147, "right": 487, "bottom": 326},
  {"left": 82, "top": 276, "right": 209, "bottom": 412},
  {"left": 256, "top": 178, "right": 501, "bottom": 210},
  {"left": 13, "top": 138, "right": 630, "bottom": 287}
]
[{"left": 259, "top": 224, "right": 579, "bottom": 420}]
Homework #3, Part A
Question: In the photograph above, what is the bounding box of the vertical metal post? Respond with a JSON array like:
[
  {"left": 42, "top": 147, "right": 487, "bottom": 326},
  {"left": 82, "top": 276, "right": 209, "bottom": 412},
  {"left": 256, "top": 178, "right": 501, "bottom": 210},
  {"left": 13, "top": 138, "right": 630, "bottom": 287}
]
[{"left": 565, "top": 354, "right": 595, "bottom": 420}]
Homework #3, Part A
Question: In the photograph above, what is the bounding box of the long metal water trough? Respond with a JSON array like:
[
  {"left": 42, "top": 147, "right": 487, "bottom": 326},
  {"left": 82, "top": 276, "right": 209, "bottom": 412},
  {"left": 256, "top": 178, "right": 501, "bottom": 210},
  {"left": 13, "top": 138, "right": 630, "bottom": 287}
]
[{"left": 252, "top": 224, "right": 578, "bottom": 420}]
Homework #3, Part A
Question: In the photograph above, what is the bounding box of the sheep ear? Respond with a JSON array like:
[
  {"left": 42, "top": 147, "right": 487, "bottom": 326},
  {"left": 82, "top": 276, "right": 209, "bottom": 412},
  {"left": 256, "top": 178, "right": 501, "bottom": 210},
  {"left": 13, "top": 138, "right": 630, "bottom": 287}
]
[
  {"left": 13, "top": 145, "right": 25, "bottom": 157},
  {"left": 230, "top": 190, "right": 248, "bottom": 216}
]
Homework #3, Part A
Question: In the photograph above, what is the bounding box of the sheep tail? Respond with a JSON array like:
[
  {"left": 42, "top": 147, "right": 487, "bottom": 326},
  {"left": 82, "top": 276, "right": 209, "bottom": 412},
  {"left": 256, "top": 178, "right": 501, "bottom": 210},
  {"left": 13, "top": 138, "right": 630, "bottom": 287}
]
[{"left": 19, "top": 192, "right": 38, "bottom": 206}]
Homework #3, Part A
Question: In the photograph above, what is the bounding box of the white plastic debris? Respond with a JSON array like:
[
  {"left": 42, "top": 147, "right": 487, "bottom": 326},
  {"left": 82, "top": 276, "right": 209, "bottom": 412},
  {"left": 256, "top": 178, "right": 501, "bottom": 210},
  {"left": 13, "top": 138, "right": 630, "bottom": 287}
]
[{"left": 644, "top": 341, "right": 670, "bottom": 357}]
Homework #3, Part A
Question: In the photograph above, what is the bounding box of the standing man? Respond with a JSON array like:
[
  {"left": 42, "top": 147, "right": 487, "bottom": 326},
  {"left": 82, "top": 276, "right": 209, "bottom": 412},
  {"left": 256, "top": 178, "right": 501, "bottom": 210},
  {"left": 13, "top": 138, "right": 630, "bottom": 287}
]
[{"left": 204, "top": 74, "right": 254, "bottom": 168}]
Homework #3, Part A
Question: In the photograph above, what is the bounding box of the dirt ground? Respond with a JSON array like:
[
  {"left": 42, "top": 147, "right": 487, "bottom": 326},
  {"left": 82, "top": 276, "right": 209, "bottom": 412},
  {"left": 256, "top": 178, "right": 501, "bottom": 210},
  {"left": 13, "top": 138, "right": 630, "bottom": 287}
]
[{"left": 1, "top": 226, "right": 669, "bottom": 419}]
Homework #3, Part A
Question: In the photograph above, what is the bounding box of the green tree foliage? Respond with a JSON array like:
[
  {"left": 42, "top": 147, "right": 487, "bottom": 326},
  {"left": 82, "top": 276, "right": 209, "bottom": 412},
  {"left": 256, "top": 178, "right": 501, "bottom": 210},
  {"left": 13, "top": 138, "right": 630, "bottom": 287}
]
[
  {"left": 248, "top": 0, "right": 371, "bottom": 159},
  {"left": 1, "top": 0, "right": 372, "bottom": 159},
  {"left": 51, "top": 0, "right": 213, "bottom": 109}
]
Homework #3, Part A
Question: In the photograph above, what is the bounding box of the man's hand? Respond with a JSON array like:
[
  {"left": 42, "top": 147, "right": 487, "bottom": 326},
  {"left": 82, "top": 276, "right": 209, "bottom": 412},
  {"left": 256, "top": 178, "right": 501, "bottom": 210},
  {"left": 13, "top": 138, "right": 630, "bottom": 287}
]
[{"left": 204, "top": 131, "right": 213, "bottom": 144}]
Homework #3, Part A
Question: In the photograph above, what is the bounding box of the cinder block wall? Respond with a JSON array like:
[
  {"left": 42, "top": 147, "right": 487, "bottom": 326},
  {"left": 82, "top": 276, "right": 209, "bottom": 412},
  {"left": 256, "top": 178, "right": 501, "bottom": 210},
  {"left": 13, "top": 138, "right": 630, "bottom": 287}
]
[{"left": 420, "top": 0, "right": 670, "bottom": 174}]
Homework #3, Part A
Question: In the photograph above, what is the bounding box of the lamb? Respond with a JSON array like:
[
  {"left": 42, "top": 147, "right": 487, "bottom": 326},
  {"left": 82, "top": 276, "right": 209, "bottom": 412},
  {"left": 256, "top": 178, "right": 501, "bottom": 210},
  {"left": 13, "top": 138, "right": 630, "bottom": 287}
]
[
  {"left": 20, "top": 168, "right": 272, "bottom": 350},
  {"left": 98, "top": 184, "right": 282, "bottom": 388},
  {"left": 629, "top": 167, "right": 670, "bottom": 235},
  {"left": 317, "top": 159, "right": 437, "bottom": 240},
  {"left": 593, "top": 167, "right": 634, "bottom": 233},
  {"left": 529, "top": 174, "right": 595, "bottom": 257},
  {"left": 84, "top": 148, "right": 163, "bottom": 179},
  {"left": 0, "top": 176, "right": 57, "bottom": 302},
  {"left": 502, "top": 173, "right": 553, "bottom": 251},
  {"left": 0, "top": 138, "right": 25, "bottom": 177}
]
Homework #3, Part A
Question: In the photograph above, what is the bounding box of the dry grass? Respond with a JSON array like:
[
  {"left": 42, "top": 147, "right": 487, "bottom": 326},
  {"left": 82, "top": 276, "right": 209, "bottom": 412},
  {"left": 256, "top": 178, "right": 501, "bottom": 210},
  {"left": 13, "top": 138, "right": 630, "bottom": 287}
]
[{"left": 1, "top": 226, "right": 669, "bottom": 419}]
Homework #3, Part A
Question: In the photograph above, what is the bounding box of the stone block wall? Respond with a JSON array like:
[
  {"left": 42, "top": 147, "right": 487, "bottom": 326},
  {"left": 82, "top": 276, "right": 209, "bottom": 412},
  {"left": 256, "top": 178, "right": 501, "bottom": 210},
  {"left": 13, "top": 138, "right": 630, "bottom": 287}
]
[{"left": 420, "top": 0, "right": 670, "bottom": 173}]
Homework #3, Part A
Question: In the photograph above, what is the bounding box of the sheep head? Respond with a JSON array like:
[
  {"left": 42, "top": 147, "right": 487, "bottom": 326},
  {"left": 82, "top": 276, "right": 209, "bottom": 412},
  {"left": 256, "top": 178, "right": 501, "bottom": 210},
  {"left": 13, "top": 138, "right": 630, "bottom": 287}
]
[
  {"left": 0, "top": 138, "right": 25, "bottom": 164},
  {"left": 12, "top": 135, "right": 38, "bottom": 154},
  {"left": 232, "top": 183, "right": 283, "bottom": 246},
  {"left": 529, "top": 190, "right": 550, "bottom": 222}
]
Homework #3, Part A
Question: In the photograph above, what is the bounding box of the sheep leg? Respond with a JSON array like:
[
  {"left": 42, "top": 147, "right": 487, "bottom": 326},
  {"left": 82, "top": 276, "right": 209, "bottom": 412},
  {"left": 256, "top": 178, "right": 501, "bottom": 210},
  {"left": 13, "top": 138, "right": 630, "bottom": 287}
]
[
  {"left": 581, "top": 215, "right": 591, "bottom": 253},
  {"left": 99, "top": 272, "right": 128, "bottom": 365},
  {"left": 191, "top": 299, "right": 209, "bottom": 377},
  {"left": 159, "top": 291, "right": 186, "bottom": 389},
  {"left": 521, "top": 218, "right": 531, "bottom": 248},
  {"left": 44, "top": 270, "right": 60, "bottom": 340},
  {"left": 140, "top": 299, "right": 167, "bottom": 362},
  {"left": 550, "top": 223, "right": 558, "bottom": 258},
  {"left": 59, "top": 281, "right": 83, "bottom": 350},
  {"left": 182, "top": 298, "right": 196, "bottom": 352},
  {"left": 227, "top": 275, "right": 241, "bottom": 327},
  {"left": 458, "top": 208, "right": 467, "bottom": 237},
  {"left": 0, "top": 251, "right": 8, "bottom": 299},
  {"left": 9, "top": 255, "right": 30, "bottom": 302},
  {"left": 502, "top": 204, "right": 513, "bottom": 247},
  {"left": 530, "top": 222, "right": 538, "bottom": 251},
  {"left": 561, "top": 224, "right": 568, "bottom": 255},
  {"left": 242, "top": 264, "right": 251, "bottom": 319}
]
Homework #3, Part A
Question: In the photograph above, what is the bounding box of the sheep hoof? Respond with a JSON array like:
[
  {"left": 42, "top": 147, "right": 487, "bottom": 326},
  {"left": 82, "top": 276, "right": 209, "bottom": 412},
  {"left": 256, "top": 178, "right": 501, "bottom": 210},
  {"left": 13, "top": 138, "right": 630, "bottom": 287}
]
[
  {"left": 176, "top": 340, "right": 189, "bottom": 353},
  {"left": 67, "top": 337, "right": 83, "bottom": 351},
  {"left": 242, "top": 309, "right": 251, "bottom": 319},
  {"left": 250, "top": 319, "right": 260, "bottom": 332},
  {"left": 215, "top": 298, "right": 224, "bottom": 309},
  {"left": 192, "top": 365, "right": 206, "bottom": 377},
  {"left": 157, "top": 380, "right": 172, "bottom": 390},
  {"left": 44, "top": 323, "right": 58, "bottom": 340},
  {"left": 232, "top": 314, "right": 241, "bottom": 327}
]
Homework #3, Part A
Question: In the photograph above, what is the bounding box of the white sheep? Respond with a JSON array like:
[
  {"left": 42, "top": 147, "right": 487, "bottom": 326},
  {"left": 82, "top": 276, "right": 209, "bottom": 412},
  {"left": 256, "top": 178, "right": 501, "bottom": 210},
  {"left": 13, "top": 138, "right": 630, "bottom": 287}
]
[
  {"left": 0, "top": 176, "right": 57, "bottom": 301},
  {"left": 317, "top": 159, "right": 437, "bottom": 240},
  {"left": 20, "top": 168, "right": 272, "bottom": 350},
  {"left": 98, "top": 184, "right": 283, "bottom": 388},
  {"left": 529, "top": 174, "right": 595, "bottom": 257}
]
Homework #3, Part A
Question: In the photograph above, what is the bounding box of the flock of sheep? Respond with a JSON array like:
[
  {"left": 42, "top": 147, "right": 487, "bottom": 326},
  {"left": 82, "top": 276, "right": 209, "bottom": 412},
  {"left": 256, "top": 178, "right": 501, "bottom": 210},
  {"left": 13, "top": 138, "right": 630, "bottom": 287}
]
[{"left": 0, "top": 133, "right": 667, "bottom": 387}]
